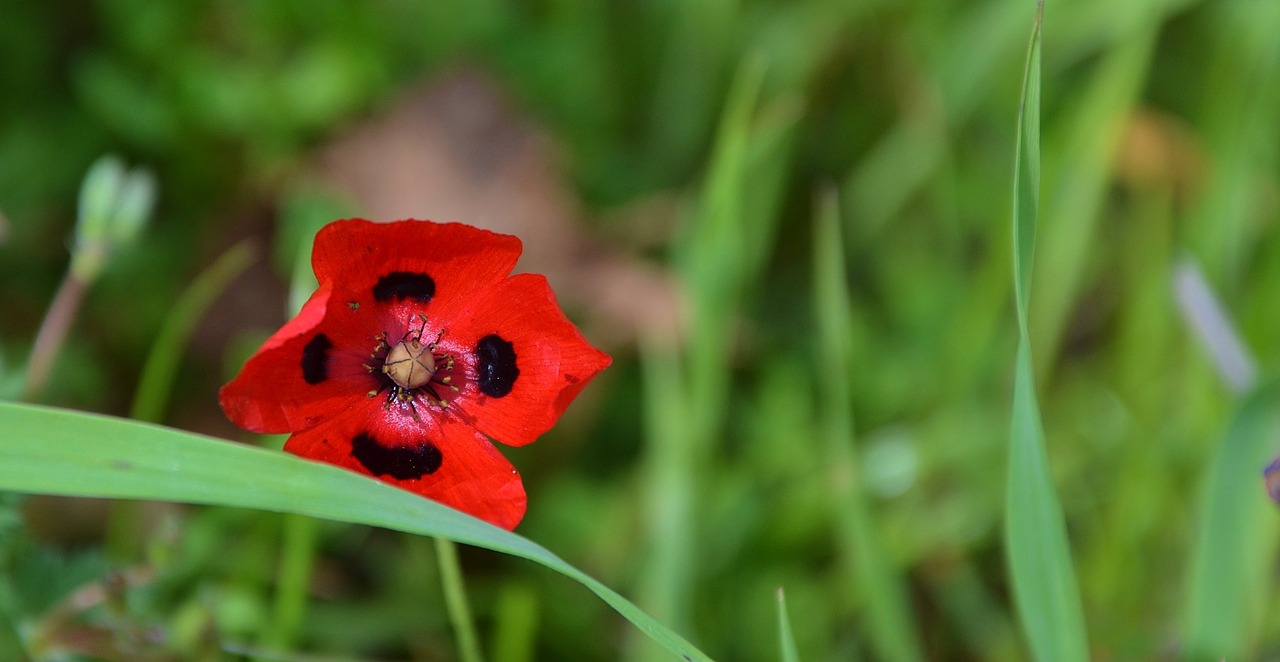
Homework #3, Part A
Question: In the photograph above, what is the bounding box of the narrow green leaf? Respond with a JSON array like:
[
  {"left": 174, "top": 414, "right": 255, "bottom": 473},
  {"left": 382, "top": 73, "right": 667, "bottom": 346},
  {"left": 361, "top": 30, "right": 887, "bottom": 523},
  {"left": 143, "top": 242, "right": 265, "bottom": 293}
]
[
  {"left": 268, "top": 512, "right": 317, "bottom": 651},
  {"left": 438, "top": 537, "right": 485, "bottom": 662},
  {"left": 0, "top": 402, "right": 711, "bottom": 662},
  {"left": 776, "top": 587, "right": 800, "bottom": 662},
  {"left": 1182, "top": 380, "right": 1280, "bottom": 657},
  {"left": 813, "top": 189, "right": 923, "bottom": 662},
  {"left": 1029, "top": 23, "right": 1158, "bottom": 377},
  {"left": 1010, "top": 6, "right": 1042, "bottom": 327},
  {"left": 1004, "top": 3, "right": 1090, "bottom": 661},
  {"left": 130, "top": 240, "right": 257, "bottom": 423},
  {"left": 1006, "top": 345, "right": 1087, "bottom": 662}
]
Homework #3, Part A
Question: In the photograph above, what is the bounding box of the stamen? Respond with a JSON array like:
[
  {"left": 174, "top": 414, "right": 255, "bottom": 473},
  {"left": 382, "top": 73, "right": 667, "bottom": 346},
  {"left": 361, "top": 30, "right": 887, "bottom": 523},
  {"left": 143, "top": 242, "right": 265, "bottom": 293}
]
[{"left": 367, "top": 318, "right": 460, "bottom": 413}]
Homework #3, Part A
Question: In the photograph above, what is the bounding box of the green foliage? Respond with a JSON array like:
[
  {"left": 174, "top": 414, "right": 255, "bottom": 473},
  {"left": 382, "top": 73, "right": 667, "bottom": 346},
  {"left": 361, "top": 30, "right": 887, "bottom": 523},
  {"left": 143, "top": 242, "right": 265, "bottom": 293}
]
[
  {"left": 0, "top": 402, "right": 711, "bottom": 661},
  {"left": 1004, "top": 5, "right": 1090, "bottom": 661},
  {"left": 2, "top": 1, "right": 1280, "bottom": 659}
]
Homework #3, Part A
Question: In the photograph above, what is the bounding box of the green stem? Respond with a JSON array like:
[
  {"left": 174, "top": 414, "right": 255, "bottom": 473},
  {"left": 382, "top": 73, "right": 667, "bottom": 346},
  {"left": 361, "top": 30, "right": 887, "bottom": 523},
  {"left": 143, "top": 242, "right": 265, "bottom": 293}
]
[
  {"left": 436, "top": 537, "right": 484, "bottom": 662},
  {"left": 269, "top": 513, "right": 318, "bottom": 650}
]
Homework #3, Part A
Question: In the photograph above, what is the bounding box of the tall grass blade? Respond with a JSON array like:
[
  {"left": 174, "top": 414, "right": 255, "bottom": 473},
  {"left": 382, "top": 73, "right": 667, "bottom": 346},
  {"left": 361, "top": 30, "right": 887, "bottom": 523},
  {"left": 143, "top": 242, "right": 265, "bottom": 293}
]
[
  {"left": 1029, "top": 23, "right": 1157, "bottom": 377},
  {"left": 130, "top": 240, "right": 257, "bottom": 423},
  {"left": 0, "top": 402, "right": 711, "bottom": 662},
  {"left": 1004, "top": 4, "right": 1090, "bottom": 661},
  {"left": 1177, "top": 257, "right": 1277, "bottom": 657},
  {"left": 1181, "top": 380, "right": 1280, "bottom": 657},
  {"left": 438, "top": 537, "right": 485, "bottom": 662},
  {"left": 813, "top": 189, "right": 923, "bottom": 662},
  {"left": 776, "top": 587, "right": 800, "bottom": 662}
]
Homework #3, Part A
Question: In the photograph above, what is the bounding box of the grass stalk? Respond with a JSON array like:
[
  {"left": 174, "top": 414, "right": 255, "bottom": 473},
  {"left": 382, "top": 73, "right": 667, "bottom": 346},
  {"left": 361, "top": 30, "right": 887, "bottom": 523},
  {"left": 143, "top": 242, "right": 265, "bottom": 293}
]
[
  {"left": 813, "top": 188, "right": 923, "bottom": 662},
  {"left": 1003, "top": 4, "right": 1090, "bottom": 661},
  {"left": 437, "top": 537, "right": 485, "bottom": 662}
]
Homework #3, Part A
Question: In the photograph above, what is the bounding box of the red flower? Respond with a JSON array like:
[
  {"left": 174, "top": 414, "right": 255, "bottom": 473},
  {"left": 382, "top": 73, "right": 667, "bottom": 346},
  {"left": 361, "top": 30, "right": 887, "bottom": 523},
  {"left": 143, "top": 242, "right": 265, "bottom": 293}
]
[{"left": 219, "top": 219, "right": 611, "bottom": 530}]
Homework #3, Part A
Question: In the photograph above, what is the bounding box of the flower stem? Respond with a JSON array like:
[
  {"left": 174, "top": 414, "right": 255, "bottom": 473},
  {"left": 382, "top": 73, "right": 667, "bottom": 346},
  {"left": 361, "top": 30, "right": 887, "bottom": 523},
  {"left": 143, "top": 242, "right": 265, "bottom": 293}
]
[
  {"left": 268, "top": 513, "right": 318, "bottom": 651},
  {"left": 436, "top": 537, "right": 484, "bottom": 662},
  {"left": 22, "top": 272, "right": 88, "bottom": 401}
]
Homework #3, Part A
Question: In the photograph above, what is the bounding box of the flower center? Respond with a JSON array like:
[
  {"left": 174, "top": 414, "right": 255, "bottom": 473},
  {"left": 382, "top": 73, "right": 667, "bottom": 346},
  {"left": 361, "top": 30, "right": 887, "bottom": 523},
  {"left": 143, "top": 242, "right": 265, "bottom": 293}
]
[
  {"left": 365, "top": 314, "right": 459, "bottom": 416},
  {"left": 383, "top": 338, "right": 436, "bottom": 389}
]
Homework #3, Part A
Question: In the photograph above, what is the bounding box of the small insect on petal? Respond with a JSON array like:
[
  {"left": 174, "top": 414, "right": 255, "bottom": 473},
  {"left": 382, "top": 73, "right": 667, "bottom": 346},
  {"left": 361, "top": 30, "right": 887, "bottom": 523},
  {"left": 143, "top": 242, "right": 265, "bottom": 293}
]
[{"left": 1264, "top": 456, "right": 1280, "bottom": 504}]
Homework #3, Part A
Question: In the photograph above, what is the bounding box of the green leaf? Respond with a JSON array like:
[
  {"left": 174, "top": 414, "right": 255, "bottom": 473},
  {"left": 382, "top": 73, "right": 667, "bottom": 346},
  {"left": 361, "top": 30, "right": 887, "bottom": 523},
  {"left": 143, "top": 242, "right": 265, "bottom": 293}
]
[
  {"left": 1182, "top": 379, "right": 1280, "bottom": 657},
  {"left": 775, "top": 587, "right": 800, "bottom": 662},
  {"left": 1003, "top": 3, "right": 1090, "bottom": 661},
  {"left": 0, "top": 402, "right": 710, "bottom": 662},
  {"left": 130, "top": 240, "right": 257, "bottom": 423},
  {"left": 813, "top": 189, "right": 923, "bottom": 662}
]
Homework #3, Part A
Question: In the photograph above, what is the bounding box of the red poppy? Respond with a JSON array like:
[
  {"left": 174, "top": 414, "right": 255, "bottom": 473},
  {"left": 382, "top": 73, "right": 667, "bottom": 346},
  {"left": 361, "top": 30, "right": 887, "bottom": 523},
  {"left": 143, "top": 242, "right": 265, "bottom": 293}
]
[{"left": 219, "top": 219, "right": 611, "bottom": 530}]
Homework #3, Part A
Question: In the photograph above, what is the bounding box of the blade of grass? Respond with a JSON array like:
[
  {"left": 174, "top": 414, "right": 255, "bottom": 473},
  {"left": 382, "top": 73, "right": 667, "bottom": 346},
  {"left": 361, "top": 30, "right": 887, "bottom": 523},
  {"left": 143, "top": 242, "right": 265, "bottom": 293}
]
[
  {"left": 1177, "top": 257, "right": 1278, "bottom": 656},
  {"left": 130, "top": 239, "right": 258, "bottom": 422},
  {"left": 437, "top": 537, "right": 485, "bottom": 662},
  {"left": 1028, "top": 21, "right": 1157, "bottom": 378},
  {"left": 490, "top": 583, "right": 538, "bottom": 662},
  {"left": 266, "top": 508, "right": 317, "bottom": 651},
  {"left": 1181, "top": 379, "right": 1280, "bottom": 657},
  {"left": 633, "top": 53, "right": 786, "bottom": 660},
  {"left": 843, "top": 0, "right": 1030, "bottom": 236},
  {"left": 0, "top": 401, "right": 712, "bottom": 662},
  {"left": 1004, "top": 4, "right": 1090, "bottom": 661},
  {"left": 635, "top": 334, "right": 694, "bottom": 653},
  {"left": 1185, "top": 0, "right": 1280, "bottom": 283},
  {"left": 776, "top": 587, "right": 800, "bottom": 662},
  {"left": 813, "top": 188, "right": 923, "bottom": 662},
  {"left": 677, "top": 53, "right": 769, "bottom": 440}
]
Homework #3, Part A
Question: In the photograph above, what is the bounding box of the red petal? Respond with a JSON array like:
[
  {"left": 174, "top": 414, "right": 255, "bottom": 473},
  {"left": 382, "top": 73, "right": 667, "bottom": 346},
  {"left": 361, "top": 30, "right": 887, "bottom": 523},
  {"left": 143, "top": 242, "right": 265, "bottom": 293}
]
[
  {"left": 313, "top": 219, "right": 521, "bottom": 315},
  {"left": 283, "top": 397, "right": 527, "bottom": 529},
  {"left": 219, "top": 281, "right": 393, "bottom": 434},
  {"left": 441, "top": 274, "right": 611, "bottom": 446}
]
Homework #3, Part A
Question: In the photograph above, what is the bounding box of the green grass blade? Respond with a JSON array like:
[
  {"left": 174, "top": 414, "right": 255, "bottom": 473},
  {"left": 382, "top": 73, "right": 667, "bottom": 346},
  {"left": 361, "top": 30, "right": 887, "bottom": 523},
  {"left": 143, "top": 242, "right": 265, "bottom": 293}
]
[
  {"left": 1029, "top": 22, "right": 1157, "bottom": 377},
  {"left": 1004, "top": 4, "right": 1090, "bottom": 661},
  {"left": 775, "top": 587, "right": 800, "bottom": 662},
  {"left": 1006, "top": 345, "right": 1087, "bottom": 662},
  {"left": 1182, "top": 380, "right": 1280, "bottom": 657},
  {"left": 0, "top": 402, "right": 711, "bottom": 662},
  {"left": 129, "top": 240, "right": 258, "bottom": 423},
  {"left": 814, "top": 189, "right": 923, "bottom": 662},
  {"left": 437, "top": 537, "right": 485, "bottom": 662},
  {"left": 1010, "top": 6, "right": 1042, "bottom": 327},
  {"left": 267, "top": 511, "right": 317, "bottom": 651}
]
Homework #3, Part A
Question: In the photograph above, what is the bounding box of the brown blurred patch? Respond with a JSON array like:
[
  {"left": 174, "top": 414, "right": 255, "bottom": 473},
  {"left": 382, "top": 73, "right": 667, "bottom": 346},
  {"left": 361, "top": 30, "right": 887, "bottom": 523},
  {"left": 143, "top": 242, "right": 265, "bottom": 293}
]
[
  {"left": 1114, "top": 107, "right": 1205, "bottom": 205},
  {"left": 315, "top": 67, "right": 681, "bottom": 346}
]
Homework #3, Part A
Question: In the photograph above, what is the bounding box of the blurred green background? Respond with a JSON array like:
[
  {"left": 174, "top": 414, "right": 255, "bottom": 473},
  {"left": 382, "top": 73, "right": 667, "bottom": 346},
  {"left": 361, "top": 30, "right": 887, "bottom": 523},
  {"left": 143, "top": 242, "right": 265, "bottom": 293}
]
[{"left": 2, "top": 0, "right": 1279, "bottom": 659}]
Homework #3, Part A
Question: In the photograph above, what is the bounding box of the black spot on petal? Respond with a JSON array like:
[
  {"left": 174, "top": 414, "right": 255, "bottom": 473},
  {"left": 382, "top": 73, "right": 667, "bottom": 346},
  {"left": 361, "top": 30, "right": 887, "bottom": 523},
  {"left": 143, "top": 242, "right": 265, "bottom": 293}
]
[
  {"left": 301, "top": 334, "right": 333, "bottom": 385},
  {"left": 475, "top": 334, "right": 518, "bottom": 397},
  {"left": 373, "top": 272, "right": 435, "bottom": 303},
  {"left": 351, "top": 432, "right": 443, "bottom": 480}
]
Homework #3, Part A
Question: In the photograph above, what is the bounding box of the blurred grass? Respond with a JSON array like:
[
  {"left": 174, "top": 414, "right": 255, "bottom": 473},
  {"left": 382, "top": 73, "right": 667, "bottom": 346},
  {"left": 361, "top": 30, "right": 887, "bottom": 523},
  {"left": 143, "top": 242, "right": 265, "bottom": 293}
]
[
  {"left": 814, "top": 188, "right": 922, "bottom": 661},
  {"left": 1, "top": 1, "right": 1279, "bottom": 659},
  {"left": 1183, "top": 379, "right": 1280, "bottom": 657}
]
